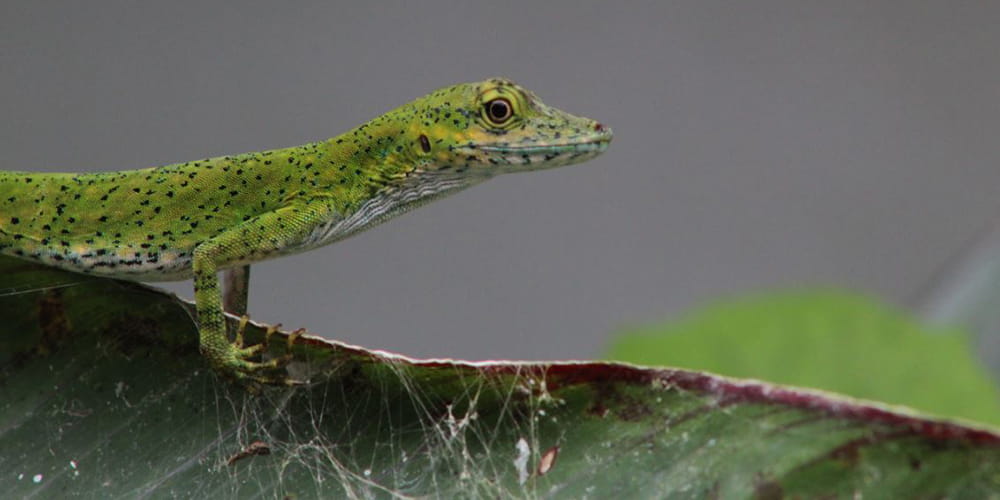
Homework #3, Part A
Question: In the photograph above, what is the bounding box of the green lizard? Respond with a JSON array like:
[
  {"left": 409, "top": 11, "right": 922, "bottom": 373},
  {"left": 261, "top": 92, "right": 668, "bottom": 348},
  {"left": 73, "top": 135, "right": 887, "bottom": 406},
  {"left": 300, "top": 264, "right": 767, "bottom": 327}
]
[{"left": 0, "top": 78, "right": 612, "bottom": 385}]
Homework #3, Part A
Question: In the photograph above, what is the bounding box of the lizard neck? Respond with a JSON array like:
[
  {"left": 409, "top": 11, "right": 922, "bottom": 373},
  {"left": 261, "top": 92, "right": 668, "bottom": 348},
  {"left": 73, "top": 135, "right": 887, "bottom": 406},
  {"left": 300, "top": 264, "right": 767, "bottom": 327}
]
[
  {"left": 313, "top": 113, "right": 487, "bottom": 211},
  {"left": 293, "top": 122, "right": 483, "bottom": 249}
]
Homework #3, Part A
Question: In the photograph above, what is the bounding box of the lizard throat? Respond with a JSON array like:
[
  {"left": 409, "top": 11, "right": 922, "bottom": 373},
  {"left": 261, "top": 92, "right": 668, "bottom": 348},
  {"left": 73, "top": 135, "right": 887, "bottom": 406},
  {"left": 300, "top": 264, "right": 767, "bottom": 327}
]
[{"left": 297, "top": 174, "right": 477, "bottom": 251}]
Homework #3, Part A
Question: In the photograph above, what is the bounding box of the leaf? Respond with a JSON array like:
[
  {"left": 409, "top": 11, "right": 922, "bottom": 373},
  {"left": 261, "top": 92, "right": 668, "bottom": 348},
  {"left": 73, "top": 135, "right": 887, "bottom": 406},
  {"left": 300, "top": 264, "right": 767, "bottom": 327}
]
[
  {"left": 2, "top": 258, "right": 1000, "bottom": 498},
  {"left": 606, "top": 290, "right": 1000, "bottom": 427}
]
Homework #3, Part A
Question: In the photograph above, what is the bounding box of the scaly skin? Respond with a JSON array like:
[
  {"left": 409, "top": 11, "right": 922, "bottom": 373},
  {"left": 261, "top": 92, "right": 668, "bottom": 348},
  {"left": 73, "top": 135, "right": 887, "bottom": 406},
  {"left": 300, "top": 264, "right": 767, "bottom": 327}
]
[{"left": 0, "top": 78, "right": 612, "bottom": 385}]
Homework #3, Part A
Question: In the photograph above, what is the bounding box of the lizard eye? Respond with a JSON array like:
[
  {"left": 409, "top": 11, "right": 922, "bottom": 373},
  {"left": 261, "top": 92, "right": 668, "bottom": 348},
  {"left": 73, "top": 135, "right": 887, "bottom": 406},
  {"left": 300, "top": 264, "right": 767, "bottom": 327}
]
[{"left": 484, "top": 98, "right": 513, "bottom": 125}]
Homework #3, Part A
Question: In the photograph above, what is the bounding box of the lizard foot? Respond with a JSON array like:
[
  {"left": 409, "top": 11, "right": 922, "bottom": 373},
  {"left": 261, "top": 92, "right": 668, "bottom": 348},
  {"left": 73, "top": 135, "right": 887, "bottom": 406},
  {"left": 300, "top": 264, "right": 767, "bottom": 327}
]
[{"left": 211, "top": 316, "right": 307, "bottom": 388}]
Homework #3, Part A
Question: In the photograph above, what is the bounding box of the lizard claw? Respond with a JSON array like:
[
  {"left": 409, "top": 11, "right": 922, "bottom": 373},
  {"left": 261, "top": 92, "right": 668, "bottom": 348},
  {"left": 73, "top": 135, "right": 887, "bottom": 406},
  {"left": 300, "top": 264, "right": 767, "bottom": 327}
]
[{"left": 212, "top": 317, "right": 307, "bottom": 388}]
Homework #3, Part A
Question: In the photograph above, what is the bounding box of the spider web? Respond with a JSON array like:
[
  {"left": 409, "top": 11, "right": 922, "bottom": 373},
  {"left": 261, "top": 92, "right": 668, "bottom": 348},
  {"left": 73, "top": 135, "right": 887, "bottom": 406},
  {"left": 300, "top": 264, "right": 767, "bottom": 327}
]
[{"left": 199, "top": 350, "right": 574, "bottom": 498}]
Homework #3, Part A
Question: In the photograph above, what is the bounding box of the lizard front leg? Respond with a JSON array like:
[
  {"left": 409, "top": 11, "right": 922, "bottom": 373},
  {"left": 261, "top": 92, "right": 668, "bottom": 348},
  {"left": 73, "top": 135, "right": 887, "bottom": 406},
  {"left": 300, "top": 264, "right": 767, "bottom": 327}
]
[{"left": 192, "top": 197, "right": 337, "bottom": 385}]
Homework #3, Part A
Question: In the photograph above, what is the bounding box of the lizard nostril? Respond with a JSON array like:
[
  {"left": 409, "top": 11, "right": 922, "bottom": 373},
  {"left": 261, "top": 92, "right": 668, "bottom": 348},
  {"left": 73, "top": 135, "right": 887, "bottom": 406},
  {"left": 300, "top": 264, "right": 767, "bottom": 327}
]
[{"left": 593, "top": 122, "right": 606, "bottom": 132}]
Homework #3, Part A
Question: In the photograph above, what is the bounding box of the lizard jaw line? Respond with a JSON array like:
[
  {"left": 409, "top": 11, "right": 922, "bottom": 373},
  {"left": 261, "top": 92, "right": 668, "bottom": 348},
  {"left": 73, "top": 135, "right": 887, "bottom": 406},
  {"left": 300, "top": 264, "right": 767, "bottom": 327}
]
[
  {"left": 471, "top": 137, "right": 612, "bottom": 155},
  {"left": 451, "top": 137, "right": 610, "bottom": 171}
]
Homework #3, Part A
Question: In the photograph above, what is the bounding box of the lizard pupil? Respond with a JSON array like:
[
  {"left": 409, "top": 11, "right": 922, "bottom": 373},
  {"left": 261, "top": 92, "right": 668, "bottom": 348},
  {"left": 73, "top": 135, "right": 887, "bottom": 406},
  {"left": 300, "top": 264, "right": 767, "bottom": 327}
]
[
  {"left": 419, "top": 134, "right": 431, "bottom": 153},
  {"left": 486, "top": 98, "right": 512, "bottom": 124}
]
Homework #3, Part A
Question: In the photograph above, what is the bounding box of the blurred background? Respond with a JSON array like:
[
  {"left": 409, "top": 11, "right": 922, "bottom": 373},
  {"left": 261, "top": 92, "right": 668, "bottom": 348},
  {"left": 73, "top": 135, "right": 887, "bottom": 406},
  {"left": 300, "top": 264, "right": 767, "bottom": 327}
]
[{"left": 4, "top": 2, "right": 1000, "bottom": 373}]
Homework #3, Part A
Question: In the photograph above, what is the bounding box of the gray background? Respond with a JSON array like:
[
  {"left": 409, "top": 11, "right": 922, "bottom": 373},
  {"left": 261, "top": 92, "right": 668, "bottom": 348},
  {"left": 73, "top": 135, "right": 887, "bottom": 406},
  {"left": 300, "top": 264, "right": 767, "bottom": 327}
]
[{"left": 3, "top": 2, "right": 1000, "bottom": 360}]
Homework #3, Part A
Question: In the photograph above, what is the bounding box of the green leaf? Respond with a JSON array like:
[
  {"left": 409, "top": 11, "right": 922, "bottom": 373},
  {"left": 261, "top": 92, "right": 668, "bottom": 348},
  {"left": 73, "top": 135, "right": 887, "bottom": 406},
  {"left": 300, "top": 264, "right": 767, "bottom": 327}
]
[
  {"left": 606, "top": 290, "right": 1000, "bottom": 427},
  {"left": 2, "top": 260, "right": 1000, "bottom": 497}
]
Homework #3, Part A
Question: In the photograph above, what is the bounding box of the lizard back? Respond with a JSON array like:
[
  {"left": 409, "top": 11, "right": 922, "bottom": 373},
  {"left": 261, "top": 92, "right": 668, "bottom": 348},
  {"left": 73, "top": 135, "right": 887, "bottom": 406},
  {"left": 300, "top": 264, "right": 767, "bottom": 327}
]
[{"left": 0, "top": 146, "right": 336, "bottom": 280}]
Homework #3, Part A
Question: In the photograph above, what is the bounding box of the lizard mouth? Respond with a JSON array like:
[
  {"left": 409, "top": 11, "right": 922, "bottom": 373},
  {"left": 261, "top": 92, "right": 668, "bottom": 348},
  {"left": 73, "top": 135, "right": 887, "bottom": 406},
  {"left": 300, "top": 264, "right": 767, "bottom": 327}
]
[
  {"left": 474, "top": 124, "right": 613, "bottom": 155},
  {"left": 470, "top": 129, "right": 612, "bottom": 171},
  {"left": 442, "top": 124, "right": 612, "bottom": 173},
  {"left": 475, "top": 137, "right": 611, "bottom": 155}
]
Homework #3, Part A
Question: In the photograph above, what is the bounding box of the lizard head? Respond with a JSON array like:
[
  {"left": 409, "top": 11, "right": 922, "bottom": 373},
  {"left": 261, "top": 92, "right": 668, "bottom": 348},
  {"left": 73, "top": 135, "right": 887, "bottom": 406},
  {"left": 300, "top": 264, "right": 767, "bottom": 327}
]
[{"left": 400, "top": 78, "right": 612, "bottom": 178}]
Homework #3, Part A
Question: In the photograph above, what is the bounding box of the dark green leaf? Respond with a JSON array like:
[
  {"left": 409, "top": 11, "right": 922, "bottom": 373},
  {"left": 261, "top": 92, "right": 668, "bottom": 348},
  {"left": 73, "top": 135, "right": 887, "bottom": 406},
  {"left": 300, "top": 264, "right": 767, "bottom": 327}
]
[{"left": 2, "top": 259, "right": 999, "bottom": 498}]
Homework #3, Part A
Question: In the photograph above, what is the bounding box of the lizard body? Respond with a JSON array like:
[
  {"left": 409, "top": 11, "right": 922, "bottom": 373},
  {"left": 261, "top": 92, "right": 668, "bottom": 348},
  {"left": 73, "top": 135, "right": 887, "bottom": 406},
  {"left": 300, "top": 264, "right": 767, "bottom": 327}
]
[{"left": 0, "top": 78, "right": 612, "bottom": 384}]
